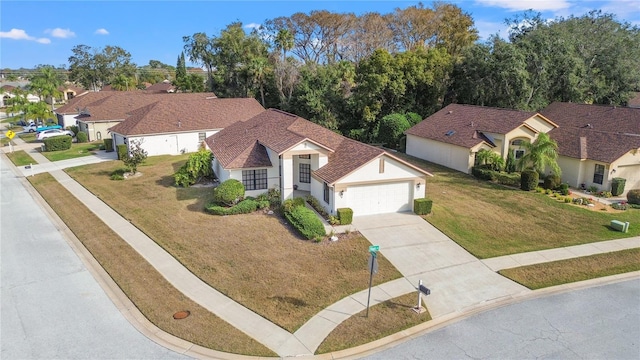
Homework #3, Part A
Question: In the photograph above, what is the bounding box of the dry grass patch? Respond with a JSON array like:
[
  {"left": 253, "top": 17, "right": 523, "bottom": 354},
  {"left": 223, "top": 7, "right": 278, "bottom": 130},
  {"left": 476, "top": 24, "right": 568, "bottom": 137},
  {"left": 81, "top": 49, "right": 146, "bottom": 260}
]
[
  {"left": 5, "top": 150, "right": 37, "bottom": 166},
  {"left": 27, "top": 172, "right": 275, "bottom": 356},
  {"left": 317, "top": 293, "right": 431, "bottom": 354},
  {"left": 65, "top": 155, "right": 402, "bottom": 332},
  {"left": 393, "top": 153, "right": 640, "bottom": 258},
  {"left": 499, "top": 248, "right": 640, "bottom": 289}
]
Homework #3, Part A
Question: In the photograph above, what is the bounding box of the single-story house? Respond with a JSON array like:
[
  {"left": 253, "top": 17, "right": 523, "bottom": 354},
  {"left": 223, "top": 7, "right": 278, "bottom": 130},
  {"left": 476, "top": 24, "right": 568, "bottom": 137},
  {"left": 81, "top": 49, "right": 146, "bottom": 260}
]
[
  {"left": 145, "top": 80, "right": 176, "bottom": 93},
  {"left": 405, "top": 104, "right": 558, "bottom": 174},
  {"left": 541, "top": 102, "right": 640, "bottom": 195},
  {"left": 1, "top": 84, "right": 40, "bottom": 107},
  {"left": 206, "top": 109, "right": 432, "bottom": 217},
  {"left": 53, "top": 91, "right": 217, "bottom": 139},
  {"left": 109, "top": 98, "right": 265, "bottom": 156}
]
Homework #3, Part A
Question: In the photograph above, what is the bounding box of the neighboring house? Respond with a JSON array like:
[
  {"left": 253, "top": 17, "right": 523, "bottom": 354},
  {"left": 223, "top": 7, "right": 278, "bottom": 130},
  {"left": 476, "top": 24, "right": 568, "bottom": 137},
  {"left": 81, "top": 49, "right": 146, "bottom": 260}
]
[
  {"left": 110, "top": 98, "right": 265, "bottom": 156},
  {"left": 145, "top": 80, "right": 177, "bottom": 93},
  {"left": 405, "top": 104, "right": 558, "bottom": 174},
  {"left": 541, "top": 102, "right": 640, "bottom": 195},
  {"left": 54, "top": 91, "right": 217, "bottom": 139},
  {"left": 1, "top": 84, "right": 40, "bottom": 107},
  {"left": 206, "top": 109, "right": 432, "bottom": 217},
  {"left": 58, "top": 84, "right": 88, "bottom": 102}
]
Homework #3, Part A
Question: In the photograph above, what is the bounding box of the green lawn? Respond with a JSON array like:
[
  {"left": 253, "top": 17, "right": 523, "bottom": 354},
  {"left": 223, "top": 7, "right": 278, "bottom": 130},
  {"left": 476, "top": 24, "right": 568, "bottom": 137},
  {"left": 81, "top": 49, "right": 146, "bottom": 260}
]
[
  {"left": 395, "top": 153, "right": 640, "bottom": 259},
  {"left": 18, "top": 133, "right": 37, "bottom": 143},
  {"left": 5, "top": 150, "right": 37, "bottom": 166},
  {"left": 42, "top": 141, "right": 103, "bottom": 161}
]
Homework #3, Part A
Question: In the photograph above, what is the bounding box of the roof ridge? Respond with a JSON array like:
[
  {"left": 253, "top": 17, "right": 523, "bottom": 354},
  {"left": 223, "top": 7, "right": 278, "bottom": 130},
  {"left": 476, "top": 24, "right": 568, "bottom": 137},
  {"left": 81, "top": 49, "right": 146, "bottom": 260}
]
[
  {"left": 268, "top": 108, "right": 298, "bottom": 118},
  {"left": 448, "top": 103, "right": 537, "bottom": 114}
]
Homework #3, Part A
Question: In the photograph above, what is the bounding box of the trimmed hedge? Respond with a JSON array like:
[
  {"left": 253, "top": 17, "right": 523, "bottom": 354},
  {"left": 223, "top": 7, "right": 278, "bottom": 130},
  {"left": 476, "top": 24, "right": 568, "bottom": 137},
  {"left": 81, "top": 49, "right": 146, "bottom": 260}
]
[
  {"left": 543, "top": 174, "right": 561, "bottom": 190},
  {"left": 611, "top": 177, "right": 626, "bottom": 196},
  {"left": 471, "top": 165, "right": 496, "bottom": 181},
  {"left": 414, "top": 198, "right": 433, "bottom": 215},
  {"left": 116, "top": 144, "right": 128, "bottom": 160},
  {"left": 104, "top": 138, "right": 114, "bottom": 152},
  {"left": 76, "top": 131, "right": 88, "bottom": 143},
  {"left": 337, "top": 208, "right": 353, "bottom": 225},
  {"left": 520, "top": 170, "right": 539, "bottom": 191},
  {"left": 43, "top": 135, "right": 72, "bottom": 151},
  {"left": 627, "top": 189, "right": 640, "bottom": 205},
  {"left": 213, "top": 179, "right": 245, "bottom": 206},
  {"left": 495, "top": 172, "right": 520, "bottom": 187},
  {"left": 284, "top": 205, "right": 326, "bottom": 240},
  {"left": 205, "top": 198, "right": 269, "bottom": 215}
]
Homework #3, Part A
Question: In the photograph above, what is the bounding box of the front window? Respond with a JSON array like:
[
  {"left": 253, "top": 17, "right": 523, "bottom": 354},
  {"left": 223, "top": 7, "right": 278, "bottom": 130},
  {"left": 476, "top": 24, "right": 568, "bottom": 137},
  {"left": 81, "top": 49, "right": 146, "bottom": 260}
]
[
  {"left": 593, "top": 164, "right": 605, "bottom": 185},
  {"left": 242, "top": 169, "right": 267, "bottom": 190},
  {"left": 198, "top": 132, "right": 206, "bottom": 142},
  {"left": 323, "top": 183, "right": 330, "bottom": 204},
  {"left": 299, "top": 163, "right": 310, "bottom": 183},
  {"left": 298, "top": 154, "right": 310, "bottom": 159},
  {"left": 514, "top": 149, "right": 525, "bottom": 159}
]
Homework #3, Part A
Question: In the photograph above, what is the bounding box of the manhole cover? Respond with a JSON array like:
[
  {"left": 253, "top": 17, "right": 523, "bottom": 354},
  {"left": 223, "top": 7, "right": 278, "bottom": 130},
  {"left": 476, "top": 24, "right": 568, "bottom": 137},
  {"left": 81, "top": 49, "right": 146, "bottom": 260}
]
[{"left": 173, "top": 310, "right": 190, "bottom": 320}]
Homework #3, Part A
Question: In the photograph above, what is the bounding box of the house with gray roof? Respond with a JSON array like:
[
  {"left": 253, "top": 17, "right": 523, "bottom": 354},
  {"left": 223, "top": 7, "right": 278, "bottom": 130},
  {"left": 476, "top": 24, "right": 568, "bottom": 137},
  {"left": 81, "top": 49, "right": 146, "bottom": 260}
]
[{"left": 206, "top": 109, "right": 432, "bottom": 217}]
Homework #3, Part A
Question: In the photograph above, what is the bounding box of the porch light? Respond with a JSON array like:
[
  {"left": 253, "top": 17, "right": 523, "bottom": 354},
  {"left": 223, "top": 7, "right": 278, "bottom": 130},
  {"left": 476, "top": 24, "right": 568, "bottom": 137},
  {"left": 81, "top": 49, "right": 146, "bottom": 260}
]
[
  {"left": 339, "top": 190, "right": 344, "bottom": 198},
  {"left": 416, "top": 183, "right": 422, "bottom": 190}
]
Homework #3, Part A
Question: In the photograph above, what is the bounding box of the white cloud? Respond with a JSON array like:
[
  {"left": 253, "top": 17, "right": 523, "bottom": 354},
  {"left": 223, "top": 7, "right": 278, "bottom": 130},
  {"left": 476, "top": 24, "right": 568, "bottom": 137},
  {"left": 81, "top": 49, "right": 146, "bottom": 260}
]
[
  {"left": 95, "top": 28, "right": 109, "bottom": 35},
  {"left": 244, "top": 23, "right": 261, "bottom": 30},
  {"left": 600, "top": 0, "right": 640, "bottom": 22},
  {"left": 475, "top": 0, "right": 571, "bottom": 11},
  {"left": 0, "top": 28, "right": 50, "bottom": 44},
  {"left": 475, "top": 20, "right": 508, "bottom": 40},
  {"left": 45, "top": 28, "right": 76, "bottom": 38}
]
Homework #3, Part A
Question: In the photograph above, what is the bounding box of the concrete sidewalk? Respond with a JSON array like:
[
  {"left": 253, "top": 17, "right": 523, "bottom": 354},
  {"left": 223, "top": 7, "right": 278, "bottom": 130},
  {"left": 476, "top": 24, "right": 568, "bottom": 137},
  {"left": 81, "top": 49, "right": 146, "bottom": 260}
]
[{"left": 482, "top": 237, "right": 640, "bottom": 271}]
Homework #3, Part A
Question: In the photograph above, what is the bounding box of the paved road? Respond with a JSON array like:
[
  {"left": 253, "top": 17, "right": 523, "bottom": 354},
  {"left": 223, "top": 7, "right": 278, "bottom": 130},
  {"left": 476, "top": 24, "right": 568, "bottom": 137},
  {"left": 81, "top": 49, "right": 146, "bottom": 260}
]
[
  {"left": 0, "top": 156, "right": 190, "bottom": 359},
  {"left": 363, "top": 278, "right": 640, "bottom": 359}
]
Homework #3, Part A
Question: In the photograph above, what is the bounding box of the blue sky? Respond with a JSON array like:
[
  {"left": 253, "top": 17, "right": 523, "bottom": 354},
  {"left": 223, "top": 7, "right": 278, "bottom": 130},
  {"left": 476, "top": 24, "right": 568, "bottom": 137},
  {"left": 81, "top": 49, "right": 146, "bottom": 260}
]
[{"left": 1, "top": 0, "right": 639, "bottom": 70}]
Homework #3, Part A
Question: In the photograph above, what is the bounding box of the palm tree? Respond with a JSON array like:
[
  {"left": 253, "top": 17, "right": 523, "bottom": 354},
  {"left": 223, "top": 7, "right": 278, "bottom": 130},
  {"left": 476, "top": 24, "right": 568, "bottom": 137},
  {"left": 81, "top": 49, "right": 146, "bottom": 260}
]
[
  {"left": 516, "top": 133, "right": 561, "bottom": 175},
  {"left": 247, "top": 57, "right": 270, "bottom": 106},
  {"left": 274, "top": 29, "right": 294, "bottom": 61},
  {"left": 29, "top": 66, "right": 64, "bottom": 111}
]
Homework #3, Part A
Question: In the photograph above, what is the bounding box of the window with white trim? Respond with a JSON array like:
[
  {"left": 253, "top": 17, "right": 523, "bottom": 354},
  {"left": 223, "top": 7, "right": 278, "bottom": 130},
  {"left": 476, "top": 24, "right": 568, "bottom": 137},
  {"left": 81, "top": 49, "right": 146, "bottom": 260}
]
[
  {"left": 323, "top": 183, "right": 330, "bottom": 204},
  {"left": 242, "top": 169, "right": 268, "bottom": 190},
  {"left": 299, "top": 163, "right": 310, "bottom": 183},
  {"left": 593, "top": 164, "right": 605, "bottom": 185},
  {"left": 198, "top": 132, "right": 206, "bottom": 142}
]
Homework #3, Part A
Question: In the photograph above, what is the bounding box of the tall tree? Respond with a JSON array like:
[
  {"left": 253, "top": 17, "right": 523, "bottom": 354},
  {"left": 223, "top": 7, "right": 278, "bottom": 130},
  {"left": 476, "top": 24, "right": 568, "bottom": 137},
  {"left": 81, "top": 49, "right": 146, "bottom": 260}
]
[
  {"left": 174, "top": 52, "right": 188, "bottom": 91},
  {"left": 274, "top": 29, "right": 294, "bottom": 61},
  {"left": 68, "top": 45, "right": 136, "bottom": 91},
  {"left": 182, "top": 32, "right": 216, "bottom": 91},
  {"left": 29, "top": 65, "right": 64, "bottom": 110},
  {"left": 516, "top": 133, "right": 560, "bottom": 175}
]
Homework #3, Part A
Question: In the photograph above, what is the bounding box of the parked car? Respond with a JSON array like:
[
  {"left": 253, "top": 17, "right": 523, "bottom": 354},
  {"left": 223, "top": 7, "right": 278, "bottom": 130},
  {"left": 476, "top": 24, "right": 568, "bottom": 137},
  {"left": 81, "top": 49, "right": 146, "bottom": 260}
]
[
  {"left": 24, "top": 123, "right": 62, "bottom": 133},
  {"left": 14, "top": 119, "right": 34, "bottom": 127},
  {"left": 36, "top": 129, "right": 74, "bottom": 141}
]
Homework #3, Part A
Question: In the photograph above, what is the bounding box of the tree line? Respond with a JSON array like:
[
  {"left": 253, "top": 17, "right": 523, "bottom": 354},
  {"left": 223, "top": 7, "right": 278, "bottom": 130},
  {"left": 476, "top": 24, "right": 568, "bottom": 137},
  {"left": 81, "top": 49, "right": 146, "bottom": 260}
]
[{"left": 7, "top": 5, "right": 639, "bottom": 149}]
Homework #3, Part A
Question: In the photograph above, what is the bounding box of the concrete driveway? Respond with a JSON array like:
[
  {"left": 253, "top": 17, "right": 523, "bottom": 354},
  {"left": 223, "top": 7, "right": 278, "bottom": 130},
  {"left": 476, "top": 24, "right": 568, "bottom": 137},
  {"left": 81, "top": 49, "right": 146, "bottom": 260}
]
[{"left": 353, "top": 213, "right": 529, "bottom": 318}]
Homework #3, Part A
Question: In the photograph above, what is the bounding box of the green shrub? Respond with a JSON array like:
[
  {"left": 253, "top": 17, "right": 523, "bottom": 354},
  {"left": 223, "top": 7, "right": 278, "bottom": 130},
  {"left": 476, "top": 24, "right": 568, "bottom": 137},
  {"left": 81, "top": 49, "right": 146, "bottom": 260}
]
[
  {"left": 110, "top": 173, "right": 124, "bottom": 180},
  {"left": 414, "top": 198, "right": 433, "bottom": 215},
  {"left": 564, "top": 197, "right": 572, "bottom": 203},
  {"left": 627, "top": 189, "right": 640, "bottom": 205},
  {"left": 43, "top": 136, "right": 72, "bottom": 151},
  {"left": 282, "top": 197, "right": 306, "bottom": 213},
  {"left": 377, "top": 113, "right": 411, "bottom": 149},
  {"left": 520, "top": 170, "right": 539, "bottom": 191},
  {"left": 116, "top": 144, "right": 128, "bottom": 160},
  {"left": 75, "top": 131, "right": 88, "bottom": 143},
  {"left": 206, "top": 198, "right": 260, "bottom": 215},
  {"left": 543, "top": 174, "right": 561, "bottom": 190},
  {"left": 611, "top": 177, "right": 626, "bottom": 196},
  {"left": 587, "top": 185, "right": 598, "bottom": 193},
  {"left": 611, "top": 202, "right": 628, "bottom": 211},
  {"left": 545, "top": 188, "right": 553, "bottom": 195},
  {"left": 495, "top": 172, "right": 520, "bottom": 187},
  {"left": 337, "top": 208, "right": 353, "bottom": 225},
  {"left": 173, "top": 149, "right": 213, "bottom": 187},
  {"left": 284, "top": 205, "right": 326, "bottom": 240},
  {"left": 103, "top": 138, "right": 114, "bottom": 152},
  {"left": 213, "top": 179, "right": 245, "bottom": 206},
  {"left": 305, "top": 195, "right": 328, "bottom": 217},
  {"left": 471, "top": 166, "right": 496, "bottom": 181},
  {"left": 67, "top": 125, "right": 79, "bottom": 136}
]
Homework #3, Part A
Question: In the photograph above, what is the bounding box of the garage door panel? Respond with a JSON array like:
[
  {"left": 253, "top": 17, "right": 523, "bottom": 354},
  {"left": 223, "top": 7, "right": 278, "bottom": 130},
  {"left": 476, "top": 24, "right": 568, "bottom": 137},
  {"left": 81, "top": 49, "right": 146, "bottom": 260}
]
[{"left": 347, "top": 182, "right": 412, "bottom": 216}]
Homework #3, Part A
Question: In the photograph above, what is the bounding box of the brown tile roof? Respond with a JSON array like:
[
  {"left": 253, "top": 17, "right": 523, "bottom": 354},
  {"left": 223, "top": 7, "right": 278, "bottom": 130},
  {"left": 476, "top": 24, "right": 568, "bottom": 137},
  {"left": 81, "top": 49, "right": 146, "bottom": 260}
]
[
  {"left": 541, "top": 102, "right": 640, "bottom": 163},
  {"left": 207, "top": 109, "right": 431, "bottom": 184},
  {"left": 109, "top": 98, "right": 265, "bottom": 136},
  {"left": 145, "top": 81, "right": 177, "bottom": 93},
  {"left": 55, "top": 92, "right": 218, "bottom": 121},
  {"left": 405, "top": 104, "right": 541, "bottom": 149}
]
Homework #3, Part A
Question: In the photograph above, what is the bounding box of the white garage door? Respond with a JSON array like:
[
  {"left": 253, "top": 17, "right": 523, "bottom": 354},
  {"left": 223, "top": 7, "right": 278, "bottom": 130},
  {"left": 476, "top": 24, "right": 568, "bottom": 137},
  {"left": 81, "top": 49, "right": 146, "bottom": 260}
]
[{"left": 347, "top": 181, "right": 413, "bottom": 216}]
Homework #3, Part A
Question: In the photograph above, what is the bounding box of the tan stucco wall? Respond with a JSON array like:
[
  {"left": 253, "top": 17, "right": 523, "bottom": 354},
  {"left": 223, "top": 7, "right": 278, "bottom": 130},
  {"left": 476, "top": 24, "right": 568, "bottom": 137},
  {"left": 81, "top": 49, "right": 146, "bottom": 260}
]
[{"left": 406, "top": 134, "right": 473, "bottom": 173}]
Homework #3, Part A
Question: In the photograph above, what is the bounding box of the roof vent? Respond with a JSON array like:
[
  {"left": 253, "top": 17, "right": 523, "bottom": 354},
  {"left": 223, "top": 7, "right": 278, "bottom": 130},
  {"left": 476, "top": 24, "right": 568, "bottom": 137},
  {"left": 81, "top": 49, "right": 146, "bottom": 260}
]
[
  {"left": 448, "top": 110, "right": 453, "bottom": 114},
  {"left": 178, "top": 120, "right": 181, "bottom": 128},
  {"left": 445, "top": 130, "right": 455, "bottom": 136},
  {"left": 470, "top": 121, "right": 474, "bottom": 127}
]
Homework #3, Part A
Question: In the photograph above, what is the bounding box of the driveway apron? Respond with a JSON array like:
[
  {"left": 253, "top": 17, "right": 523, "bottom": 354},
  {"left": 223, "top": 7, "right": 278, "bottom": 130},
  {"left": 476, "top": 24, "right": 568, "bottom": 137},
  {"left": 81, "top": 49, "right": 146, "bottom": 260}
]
[{"left": 352, "top": 213, "right": 530, "bottom": 318}]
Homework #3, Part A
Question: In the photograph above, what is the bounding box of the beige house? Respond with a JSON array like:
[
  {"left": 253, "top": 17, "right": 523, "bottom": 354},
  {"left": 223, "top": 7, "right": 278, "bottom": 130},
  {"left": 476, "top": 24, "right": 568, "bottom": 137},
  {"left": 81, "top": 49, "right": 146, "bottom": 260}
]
[
  {"left": 207, "top": 109, "right": 432, "bottom": 217},
  {"left": 541, "top": 102, "right": 640, "bottom": 195},
  {"left": 405, "top": 104, "right": 558, "bottom": 174}
]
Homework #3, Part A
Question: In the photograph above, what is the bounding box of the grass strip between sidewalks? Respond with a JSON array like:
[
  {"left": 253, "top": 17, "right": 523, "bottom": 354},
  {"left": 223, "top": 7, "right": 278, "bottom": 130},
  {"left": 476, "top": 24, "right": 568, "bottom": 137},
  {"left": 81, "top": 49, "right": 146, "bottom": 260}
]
[
  {"left": 27, "top": 172, "right": 276, "bottom": 357},
  {"left": 6, "top": 150, "right": 37, "bottom": 166},
  {"left": 499, "top": 248, "right": 640, "bottom": 289},
  {"left": 41, "top": 141, "right": 103, "bottom": 161},
  {"left": 317, "top": 292, "right": 431, "bottom": 354}
]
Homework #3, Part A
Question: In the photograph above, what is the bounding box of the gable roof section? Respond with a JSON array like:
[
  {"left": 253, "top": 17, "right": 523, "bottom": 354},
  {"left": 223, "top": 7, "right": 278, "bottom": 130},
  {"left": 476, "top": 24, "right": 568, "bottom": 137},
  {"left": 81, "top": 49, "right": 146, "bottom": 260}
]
[
  {"left": 108, "top": 98, "right": 264, "bottom": 136},
  {"left": 207, "top": 109, "right": 432, "bottom": 183},
  {"left": 145, "top": 81, "right": 177, "bottom": 93},
  {"left": 541, "top": 102, "right": 640, "bottom": 163},
  {"left": 405, "top": 103, "right": 542, "bottom": 149}
]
